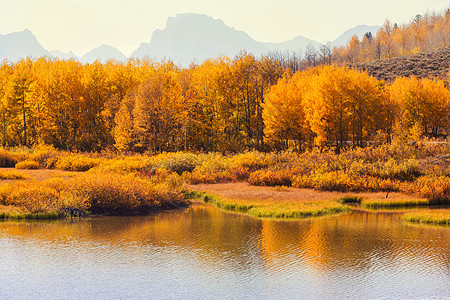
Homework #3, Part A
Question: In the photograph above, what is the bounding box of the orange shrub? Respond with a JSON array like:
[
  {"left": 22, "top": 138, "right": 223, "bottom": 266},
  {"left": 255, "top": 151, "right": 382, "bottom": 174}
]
[
  {"left": 402, "top": 175, "right": 450, "bottom": 204},
  {"left": 248, "top": 170, "right": 292, "bottom": 186}
]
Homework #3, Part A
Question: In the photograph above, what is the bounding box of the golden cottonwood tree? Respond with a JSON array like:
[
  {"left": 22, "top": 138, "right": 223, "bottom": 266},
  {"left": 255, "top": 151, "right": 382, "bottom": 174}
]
[
  {"left": 3, "top": 58, "right": 34, "bottom": 146},
  {"left": 302, "top": 65, "right": 391, "bottom": 152},
  {"left": 131, "top": 61, "right": 186, "bottom": 152},
  {"left": 391, "top": 76, "right": 450, "bottom": 137},
  {"left": 263, "top": 71, "right": 309, "bottom": 150}
]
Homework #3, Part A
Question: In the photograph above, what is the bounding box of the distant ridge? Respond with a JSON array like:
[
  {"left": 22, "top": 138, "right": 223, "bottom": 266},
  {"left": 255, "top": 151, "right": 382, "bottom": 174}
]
[
  {"left": 263, "top": 36, "right": 322, "bottom": 53},
  {"left": 81, "top": 44, "right": 127, "bottom": 63},
  {"left": 1, "top": 15, "right": 380, "bottom": 65}
]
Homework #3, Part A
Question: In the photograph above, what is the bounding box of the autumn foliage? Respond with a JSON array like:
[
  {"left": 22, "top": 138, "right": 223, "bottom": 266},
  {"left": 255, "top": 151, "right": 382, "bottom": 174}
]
[{"left": 0, "top": 54, "right": 449, "bottom": 154}]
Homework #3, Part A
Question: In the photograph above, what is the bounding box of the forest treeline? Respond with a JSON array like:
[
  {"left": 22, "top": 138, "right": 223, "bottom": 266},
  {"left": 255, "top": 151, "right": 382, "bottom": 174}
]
[
  {"left": 0, "top": 9, "right": 449, "bottom": 153},
  {"left": 0, "top": 56, "right": 448, "bottom": 153}
]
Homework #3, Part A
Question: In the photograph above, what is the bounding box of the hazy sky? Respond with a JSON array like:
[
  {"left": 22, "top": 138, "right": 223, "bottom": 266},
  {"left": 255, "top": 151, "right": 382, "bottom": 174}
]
[{"left": 0, "top": 0, "right": 448, "bottom": 56}]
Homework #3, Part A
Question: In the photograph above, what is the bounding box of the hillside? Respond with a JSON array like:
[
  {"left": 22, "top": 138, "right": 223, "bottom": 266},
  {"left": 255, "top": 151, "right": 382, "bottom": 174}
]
[{"left": 351, "top": 46, "right": 450, "bottom": 81}]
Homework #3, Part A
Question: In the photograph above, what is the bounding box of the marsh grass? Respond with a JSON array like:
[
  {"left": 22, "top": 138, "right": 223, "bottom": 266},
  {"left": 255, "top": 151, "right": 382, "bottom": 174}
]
[
  {"left": 247, "top": 204, "right": 349, "bottom": 219},
  {"left": 187, "top": 189, "right": 349, "bottom": 219},
  {"left": 401, "top": 209, "right": 450, "bottom": 225},
  {"left": 361, "top": 197, "right": 431, "bottom": 208},
  {"left": 0, "top": 211, "right": 68, "bottom": 220}
]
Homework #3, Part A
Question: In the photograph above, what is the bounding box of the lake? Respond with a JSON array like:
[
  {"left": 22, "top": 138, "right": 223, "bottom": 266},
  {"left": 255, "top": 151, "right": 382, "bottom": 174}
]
[{"left": 0, "top": 204, "right": 448, "bottom": 299}]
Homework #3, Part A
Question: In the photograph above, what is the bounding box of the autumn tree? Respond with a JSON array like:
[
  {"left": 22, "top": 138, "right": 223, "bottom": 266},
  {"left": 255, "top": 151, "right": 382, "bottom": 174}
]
[
  {"left": 390, "top": 76, "right": 450, "bottom": 137},
  {"left": 303, "top": 65, "right": 390, "bottom": 152},
  {"left": 3, "top": 58, "right": 34, "bottom": 146},
  {"left": 263, "top": 70, "right": 309, "bottom": 150}
]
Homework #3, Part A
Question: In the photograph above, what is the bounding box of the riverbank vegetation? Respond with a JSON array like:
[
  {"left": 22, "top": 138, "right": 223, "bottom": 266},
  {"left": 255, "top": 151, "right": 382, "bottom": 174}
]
[
  {"left": 0, "top": 169, "right": 187, "bottom": 219},
  {"left": 0, "top": 142, "right": 448, "bottom": 221}
]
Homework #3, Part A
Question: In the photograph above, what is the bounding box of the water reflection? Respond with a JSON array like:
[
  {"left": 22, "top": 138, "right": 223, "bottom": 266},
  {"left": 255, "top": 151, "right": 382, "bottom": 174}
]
[{"left": 0, "top": 204, "right": 448, "bottom": 299}]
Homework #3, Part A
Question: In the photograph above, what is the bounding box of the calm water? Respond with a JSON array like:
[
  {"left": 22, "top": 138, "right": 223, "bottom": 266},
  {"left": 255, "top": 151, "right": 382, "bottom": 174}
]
[{"left": 0, "top": 204, "right": 448, "bottom": 299}]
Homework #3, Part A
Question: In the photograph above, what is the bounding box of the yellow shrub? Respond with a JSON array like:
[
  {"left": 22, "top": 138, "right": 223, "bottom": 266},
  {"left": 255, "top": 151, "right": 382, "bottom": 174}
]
[
  {"left": 56, "top": 155, "right": 100, "bottom": 171},
  {"left": 0, "top": 170, "right": 30, "bottom": 180},
  {"left": 0, "top": 173, "right": 187, "bottom": 215},
  {"left": 15, "top": 160, "right": 39, "bottom": 169}
]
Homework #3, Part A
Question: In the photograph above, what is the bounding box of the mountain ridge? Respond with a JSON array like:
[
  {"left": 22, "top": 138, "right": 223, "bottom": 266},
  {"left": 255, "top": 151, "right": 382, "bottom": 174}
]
[{"left": 0, "top": 14, "right": 380, "bottom": 65}]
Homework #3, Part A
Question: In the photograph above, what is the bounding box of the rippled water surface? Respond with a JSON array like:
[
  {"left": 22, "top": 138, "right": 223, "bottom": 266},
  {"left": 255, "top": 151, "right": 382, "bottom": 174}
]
[{"left": 0, "top": 204, "right": 448, "bottom": 299}]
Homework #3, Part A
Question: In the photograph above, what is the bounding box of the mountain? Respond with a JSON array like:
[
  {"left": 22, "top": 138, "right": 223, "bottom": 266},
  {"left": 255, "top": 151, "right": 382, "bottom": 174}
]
[
  {"left": 132, "top": 13, "right": 269, "bottom": 65},
  {"left": 81, "top": 44, "right": 127, "bottom": 63},
  {"left": 263, "top": 35, "right": 322, "bottom": 53},
  {"left": 329, "top": 25, "right": 380, "bottom": 47},
  {"left": 1, "top": 16, "right": 381, "bottom": 66},
  {"left": 0, "top": 29, "right": 48, "bottom": 62},
  {"left": 50, "top": 50, "right": 78, "bottom": 60}
]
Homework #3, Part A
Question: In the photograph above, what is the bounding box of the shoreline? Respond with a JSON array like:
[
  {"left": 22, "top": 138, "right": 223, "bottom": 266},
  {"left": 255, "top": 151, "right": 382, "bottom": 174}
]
[
  {"left": 187, "top": 183, "right": 450, "bottom": 224},
  {"left": 0, "top": 167, "right": 448, "bottom": 224}
]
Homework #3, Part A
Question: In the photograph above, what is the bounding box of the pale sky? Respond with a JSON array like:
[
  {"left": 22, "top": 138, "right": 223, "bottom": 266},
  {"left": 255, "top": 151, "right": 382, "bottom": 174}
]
[{"left": 0, "top": 0, "right": 448, "bottom": 57}]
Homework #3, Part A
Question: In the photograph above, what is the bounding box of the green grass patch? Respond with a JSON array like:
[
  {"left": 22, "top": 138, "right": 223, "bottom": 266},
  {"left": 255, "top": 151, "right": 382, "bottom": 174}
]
[
  {"left": 362, "top": 197, "right": 431, "bottom": 208},
  {"left": 401, "top": 209, "right": 450, "bottom": 225},
  {"left": 247, "top": 204, "right": 350, "bottom": 219},
  {"left": 187, "top": 191, "right": 349, "bottom": 219}
]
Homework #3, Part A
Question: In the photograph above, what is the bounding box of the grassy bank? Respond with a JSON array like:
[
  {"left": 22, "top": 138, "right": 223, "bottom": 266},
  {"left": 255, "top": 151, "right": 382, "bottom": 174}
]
[
  {"left": 188, "top": 184, "right": 350, "bottom": 220},
  {"left": 188, "top": 183, "right": 450, "bottom": 223},
  {"left": 401, "top": 209, "right": 450, "bottom": 225}
]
